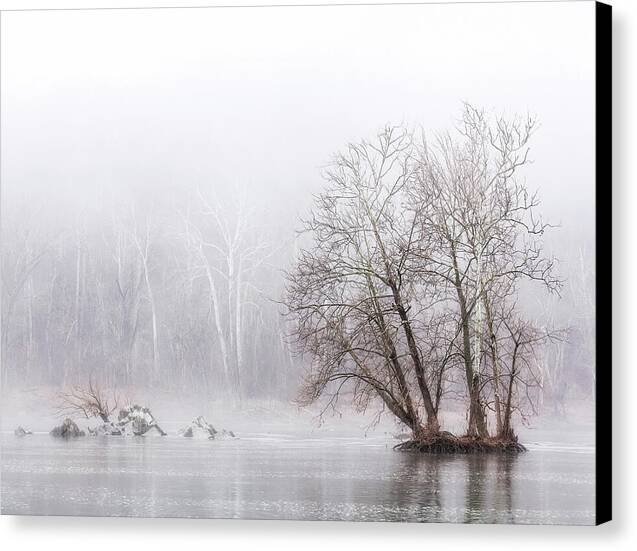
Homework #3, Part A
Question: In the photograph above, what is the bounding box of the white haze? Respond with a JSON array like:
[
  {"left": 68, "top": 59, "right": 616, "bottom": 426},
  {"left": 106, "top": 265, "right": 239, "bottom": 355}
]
[{"left": 0, "top": 3, "right": 596, "bottom": 429}]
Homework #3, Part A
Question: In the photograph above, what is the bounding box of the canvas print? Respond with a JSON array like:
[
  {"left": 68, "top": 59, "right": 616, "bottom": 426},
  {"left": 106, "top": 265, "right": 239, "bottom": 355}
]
[{"left": 0, "top": 2, "right": 610, "bottom": 524}]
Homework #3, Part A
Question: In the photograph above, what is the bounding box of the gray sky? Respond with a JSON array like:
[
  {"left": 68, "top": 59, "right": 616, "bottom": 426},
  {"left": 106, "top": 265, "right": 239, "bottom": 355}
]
[{"left": 1, "top": 2, "right": 596, "bottom": 251}]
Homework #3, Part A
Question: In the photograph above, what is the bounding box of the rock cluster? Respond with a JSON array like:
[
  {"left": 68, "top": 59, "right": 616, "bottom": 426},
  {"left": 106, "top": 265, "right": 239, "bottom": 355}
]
[
  {"left": 88, "top": 405, "right": 167, "bottom": 436},
  {"left": 29, "top": 408, "right": 234, "bottom": 440}
]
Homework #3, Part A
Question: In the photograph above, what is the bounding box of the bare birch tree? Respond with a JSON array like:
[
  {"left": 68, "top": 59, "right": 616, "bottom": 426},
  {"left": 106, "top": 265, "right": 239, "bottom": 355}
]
[
  {"left": 178, "top": 191, "right": 274, "bottom": 398},
  {"left": 131, "top": 208, "right": 160, "bottom": 382}
]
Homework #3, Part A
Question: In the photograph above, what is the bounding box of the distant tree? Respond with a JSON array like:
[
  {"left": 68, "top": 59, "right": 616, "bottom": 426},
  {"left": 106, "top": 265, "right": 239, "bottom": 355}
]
[
  {"left": 57, "top": 379, "right": 121, "bottom": 423},
  {"left": 0, "top": 204, "right": 52, "bottom": 386},
  {"left": 131, "top": 206, "right": 161, "bottom": 383},
  {"left": 178, "top": 191, "right": 276, "bottom": 398}
]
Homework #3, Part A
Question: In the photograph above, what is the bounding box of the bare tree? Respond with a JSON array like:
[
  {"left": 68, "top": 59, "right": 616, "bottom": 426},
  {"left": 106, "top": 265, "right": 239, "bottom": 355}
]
[
  {"left": 57, "top": 379, "right": 121, "bottom": 423},
  {"left": 1, "top": 203, "right": 52, "bottom": 386},
  {"left": 495, "top": 311, "right": 557, "bottom": 440},
  {"left": 285, "top": 126, "right": 440, "bottom": 437},
  {"left": 408, "top": 104, "right": 559, "bottom": 438},
  {"left": 131, "top": 207, "right": 160, "bottom": 382},
  {"left": 178, "top": 191, "right": 275, "bottom": 398},
  {"left": 106, "top": 215, "right": 144, "bottom": 384}
]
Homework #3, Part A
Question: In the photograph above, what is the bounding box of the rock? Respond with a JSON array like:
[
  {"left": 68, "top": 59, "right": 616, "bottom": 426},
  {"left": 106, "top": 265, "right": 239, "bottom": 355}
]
[
  {"left": 216, "top": 429, "right": 236, "bottom": 440},
  {"left": 179, "top": 416, "right": 217, "bottom": 439},
  {"left": 88, "top": 422, "right": 122, "bottom": 436},
  {"left": 118, "top": 405, "right": 166, "bottom": 436},
  {"left": 180, "top": 427, "right": 194, "bottom": 438},
  {"left": 179, "top": 416, "right": 235, "bottom": 440},
  {"left": 14, "top": 426, "right": 32, "bottom": 437},
  {"left": 132, "top": 417, "right": 150, "bottom": 436},
  {"left": 141, "top": 424, "right": 167, "bottom": 437},
  {"left": 50, "top": 418, "right": 85, "bottom": 438}
]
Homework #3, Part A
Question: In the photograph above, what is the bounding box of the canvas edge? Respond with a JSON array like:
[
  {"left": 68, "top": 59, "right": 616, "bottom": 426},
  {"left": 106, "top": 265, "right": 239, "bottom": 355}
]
[{"left": 595, "top": 0, "right": 612, "bottom": 527}]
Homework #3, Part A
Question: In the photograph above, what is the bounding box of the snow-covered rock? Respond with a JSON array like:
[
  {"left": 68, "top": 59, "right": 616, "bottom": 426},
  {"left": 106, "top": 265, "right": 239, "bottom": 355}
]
[
  {"left": 179, "top": 416, "right": 217, "bottom": 439},
  {"left": 50, "top": 418, "right": 85, "bottom": 438},
  {"left": 216, "top": 429, "right": 236, "bottom": 440},
  {"left": 14, "top": 426, "right": 32, "bottom": 437},
  {"left": 88, "top": 422, "right": 123, "bottom": 436},
  {"left": 117, "top": 405, "right": 166, "bottom": 436},
  {"left": 179, "top": 416, "right": 235, "bottom": 440},
  {"left": 85, "top": 405, "right": 167, "bottom": 437}
]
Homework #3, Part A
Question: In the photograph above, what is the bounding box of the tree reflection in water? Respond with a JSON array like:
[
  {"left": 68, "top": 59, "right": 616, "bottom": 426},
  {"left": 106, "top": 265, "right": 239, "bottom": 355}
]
[{"left": 390, "top": 451, "right": 519, "bottom": 523}]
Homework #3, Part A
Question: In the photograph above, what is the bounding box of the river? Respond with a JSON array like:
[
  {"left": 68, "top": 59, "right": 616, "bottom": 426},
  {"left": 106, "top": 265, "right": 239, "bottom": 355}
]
[{"left": 0, "top": 430, "right": 594, "bottom": 524}]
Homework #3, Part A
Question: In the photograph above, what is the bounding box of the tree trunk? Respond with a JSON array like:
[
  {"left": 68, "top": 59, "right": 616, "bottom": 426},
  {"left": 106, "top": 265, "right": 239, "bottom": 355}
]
[
  {"left": 345, "top": 337, "right": 419, "bottom": 434},
  {"left": 483, "top": 296, "right": 503, "bottom": 436},
  {"left": 365, "top": 276, "right": 423, "bottom": 436},
  {"left": 360, "top": 197, "right": 433, "bottom": 436},
  {"left": 390, "top": 283, "right": 439, "bottom": 434},
  {"left": 141, "top": 255, "right": 159, "bottom": 381},
  {"left": 451, "top": 244, "right": 488, "bottom": 439},
  {"left": 502, "top": 341, "right": 519, "bottom": 441},
  {"left": 203, "top": 262, "right": 231, "bottom": 389},
  {"left": 74, "top": 227, "right": 83, "bottom": 384}
]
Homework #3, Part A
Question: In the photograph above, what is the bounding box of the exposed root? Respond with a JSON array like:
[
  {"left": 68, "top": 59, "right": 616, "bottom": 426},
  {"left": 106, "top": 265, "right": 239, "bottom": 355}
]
[{"left": 394, "top": 433, "right": 527, "bottom": 454}]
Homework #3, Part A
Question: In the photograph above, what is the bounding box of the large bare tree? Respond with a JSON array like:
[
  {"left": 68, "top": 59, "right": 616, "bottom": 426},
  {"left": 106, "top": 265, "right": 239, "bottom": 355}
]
[
  {"left": 286, "top": 106, "right": 560, "bottom": 443},
  {"left": 408, "top": 104, "right": 559, "bottom": 438},
  {"left": 285, "top": 126, "right": 440, "bottom": 437}
]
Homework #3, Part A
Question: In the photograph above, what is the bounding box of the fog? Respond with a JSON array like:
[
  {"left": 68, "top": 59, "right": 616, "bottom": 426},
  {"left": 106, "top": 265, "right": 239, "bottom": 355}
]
[{"left": 1, "top": 3, "right": 595, "bottom": 424}]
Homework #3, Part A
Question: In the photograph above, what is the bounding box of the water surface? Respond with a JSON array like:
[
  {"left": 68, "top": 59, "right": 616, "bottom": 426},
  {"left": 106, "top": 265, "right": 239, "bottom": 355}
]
[{"left": 0, "top": 432, "right": 594, "bottom": 524}]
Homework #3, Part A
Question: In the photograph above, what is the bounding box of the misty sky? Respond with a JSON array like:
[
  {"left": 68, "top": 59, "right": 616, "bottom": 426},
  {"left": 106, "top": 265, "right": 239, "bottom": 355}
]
[{"left": 1, "top": 2, "right": 596, "bottom": 260}]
